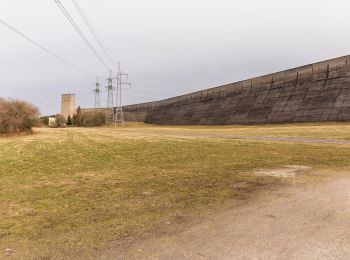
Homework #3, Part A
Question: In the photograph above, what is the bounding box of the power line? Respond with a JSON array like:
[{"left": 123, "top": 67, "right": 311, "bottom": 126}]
[
  {"left": 55, "top": 0, "right": 110, "bottom": 70},
  {"left": 71, "top": 0, "right": 117, "bottom": 67},
  {"left": 114, "top": 62, "right": 131, "bottom": 125},
  {"left": 93, "top": 76, "right": 101, "bottom": 108},
  {"left": 106, "top": 70, "right": 115, "bottom": 124},
  {"left": 0, "top": 17, "right": 95, "bottom": 77}
]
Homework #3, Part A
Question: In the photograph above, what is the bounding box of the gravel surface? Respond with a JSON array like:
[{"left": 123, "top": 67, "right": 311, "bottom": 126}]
[{"left": 109, "top": 174, "right": 350, "bottom": 260}]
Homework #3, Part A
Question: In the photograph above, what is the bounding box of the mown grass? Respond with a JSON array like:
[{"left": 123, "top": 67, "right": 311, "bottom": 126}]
[
  {"left": 116, "top": 122, "right": 350, "bottom": 140},
  {"left": 1, "top": 125, "right": 350, "bottom": 259}
]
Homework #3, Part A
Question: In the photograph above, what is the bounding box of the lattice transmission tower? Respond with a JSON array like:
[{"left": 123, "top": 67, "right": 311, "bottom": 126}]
[
  {"left": 115, "top": 62, "right": 131, "bottom": 125},
  {"left": 105, "top": 70, "right": 115, "bottom": 124},
  {"left": 93, "top": 77, "right": 101, "bottom": 108}
]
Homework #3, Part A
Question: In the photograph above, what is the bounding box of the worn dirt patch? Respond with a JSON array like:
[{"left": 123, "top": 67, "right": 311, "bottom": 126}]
[
  {"left": 107, "top": 173, "right": 350, "bottom": 260},
  {"left": 231, "top": 181, "right": 250, "bottom": 190},
  {"left": 254, "top": 165, "right": 311, "bottom": 178}
]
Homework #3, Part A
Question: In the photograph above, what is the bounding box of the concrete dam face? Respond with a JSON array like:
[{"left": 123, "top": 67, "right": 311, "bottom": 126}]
[{"left": 90, "top": 55, "right": 350, "bottom": 125}]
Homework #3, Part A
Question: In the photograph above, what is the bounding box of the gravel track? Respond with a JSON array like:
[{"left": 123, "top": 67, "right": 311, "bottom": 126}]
[{"left": 114, "top": 174, "right": 350, "bottom": 259}]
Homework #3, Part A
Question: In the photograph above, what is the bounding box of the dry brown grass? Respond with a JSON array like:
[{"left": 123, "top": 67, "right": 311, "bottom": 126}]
[
  {"left": 110, "top": 122, "right": 350, "bottom": 140},
  {"left": 1, "top": 124, "right": 350, "bottom": 259}
]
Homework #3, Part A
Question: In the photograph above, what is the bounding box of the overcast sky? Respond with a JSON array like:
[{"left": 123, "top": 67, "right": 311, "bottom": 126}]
[{"left": 0, "top": 0, "right": 349, "bottom": 115}]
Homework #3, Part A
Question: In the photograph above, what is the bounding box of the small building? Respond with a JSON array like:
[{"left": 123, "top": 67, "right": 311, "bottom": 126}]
[{"left": 48, "top": 117, "right": 57, "bottom": 127}]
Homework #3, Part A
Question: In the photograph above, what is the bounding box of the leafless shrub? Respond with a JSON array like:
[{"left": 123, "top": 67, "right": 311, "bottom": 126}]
[
  {"left": 72, "top": 106, "right": 82, "bottom": 126},
  {"left": 0, "top": 98, "right": 40, "bottom": 134},
  {"left": 80, "top": 111, "right": 106, "bottom": 127},
  {"left": 55, "top": 114, "right": 66, "bottom": 128}
]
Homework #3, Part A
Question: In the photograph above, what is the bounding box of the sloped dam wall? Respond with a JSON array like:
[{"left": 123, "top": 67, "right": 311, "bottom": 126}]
[{"left": 87, "top": 55, "right": 350, "bottom": 125}]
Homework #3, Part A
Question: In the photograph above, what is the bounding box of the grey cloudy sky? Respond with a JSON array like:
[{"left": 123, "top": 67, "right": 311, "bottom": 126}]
[{"left": 0, "top": 0, "right": 349, "bottom": 115}]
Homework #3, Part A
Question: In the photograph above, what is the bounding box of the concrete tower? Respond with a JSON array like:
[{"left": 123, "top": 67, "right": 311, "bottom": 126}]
[{"left": 61, "top": 94, "right": 76, "bottom": 119}]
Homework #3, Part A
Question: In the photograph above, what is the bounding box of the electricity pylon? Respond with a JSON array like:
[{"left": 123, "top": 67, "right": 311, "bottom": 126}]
[
  {"left": 93, "top": 77, "right": 101, "bottom": 108},
  {"left": 115, "top": 62, "right": 131, "bottom": 125},
  {"left": 105, "top": 70, "right": 115, "bottom": 124}
]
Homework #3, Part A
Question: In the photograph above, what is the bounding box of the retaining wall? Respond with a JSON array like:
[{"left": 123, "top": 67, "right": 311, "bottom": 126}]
[{"left": 85, "top": 55, "right": 350, "bottom": 125}]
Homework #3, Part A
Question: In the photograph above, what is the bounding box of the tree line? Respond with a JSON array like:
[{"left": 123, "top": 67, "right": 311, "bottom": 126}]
[
  {"left": 41, "top": 107, "right": 106, "bottom": 127},
  {"left": 0, "top": 97, "right": 107, "bottom": 135}
]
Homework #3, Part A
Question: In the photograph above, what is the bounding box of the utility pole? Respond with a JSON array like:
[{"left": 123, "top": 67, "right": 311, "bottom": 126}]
[
  {"left": 115, "top": 62, "right": 131, "bottom": 125},
  {"left": 93, "top": 77, "right": 101, "bottom": 108},
  {"left": 106, "top": 70, "right": 114, "bottom": 124}
]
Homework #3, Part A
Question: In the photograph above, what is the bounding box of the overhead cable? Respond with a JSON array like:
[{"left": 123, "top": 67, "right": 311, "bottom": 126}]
[
  {"left": 55, "top": 0, "right": 110, "bottom": 70},
  {"left": 71, "top": 0, "right": 117, "bottom": 67},
  {"left": 0, "top": 17, "right": 95, "bottom": 77}
]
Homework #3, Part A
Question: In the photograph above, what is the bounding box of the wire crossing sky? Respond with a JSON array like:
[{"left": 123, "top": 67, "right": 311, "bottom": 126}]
[
  {"left": 0, "top": 0, "right": 349, "bottom": 116},
  {"left": 71, "top": 0, "right": 117, "bottom": 68},
  {"left": 0, "top": 18, "right": 96, "bottom": 77},
  {"left": 55, "top": 0, "right": 110, "bottom": 71}
]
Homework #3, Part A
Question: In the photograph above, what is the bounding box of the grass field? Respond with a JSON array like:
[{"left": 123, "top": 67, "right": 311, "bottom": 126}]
[
  {"left": 112, "top": 122, "right": 350, "bottom": 140},
  {"left": 1, "top": 123, "right": 350, "bottom": 259}
]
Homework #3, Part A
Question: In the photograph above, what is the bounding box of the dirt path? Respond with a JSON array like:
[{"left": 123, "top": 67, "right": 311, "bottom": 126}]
[
  {"left": 120, "top": 128, "right": 350, "bottom": 145},
  {"left": 106, "top": 174, "right": 350, "bottom": 260},
  {"left": 189, "top": 134, "right": 350, "bottom": 145}
]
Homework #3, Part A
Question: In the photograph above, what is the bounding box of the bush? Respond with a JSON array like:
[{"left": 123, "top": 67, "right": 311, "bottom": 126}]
[
  {"left": 66, "top": 115, "right": 72, "bottom": 126},
  {"left": 40, "top": 116, "right": 49, "bottom": 126},
  {"left": 81, "top": 111, "right": 106, "bottom": 127},
  {"left": 0, "top": 98, "right": 40, "bottom": 134},
  {"left": 56, "top": 114, "right": 66, "bottom": 128},
  {"left": 72, "top": 106, "right": 82, "bottom": 126}
]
